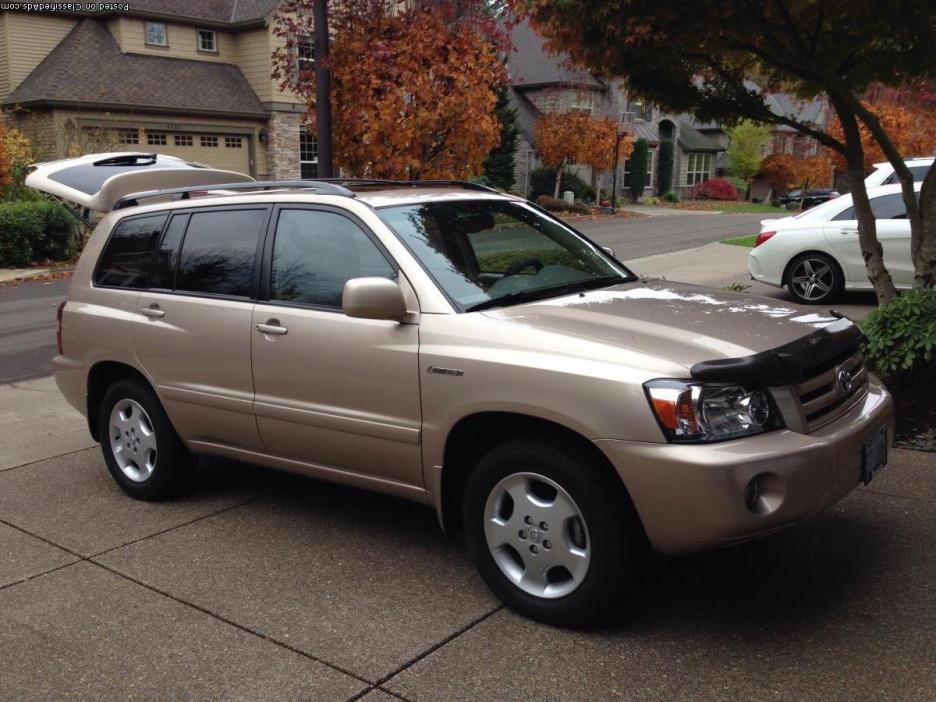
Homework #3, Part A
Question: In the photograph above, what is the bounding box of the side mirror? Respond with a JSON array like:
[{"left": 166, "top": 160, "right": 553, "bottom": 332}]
[
  {"left": 602, "top": 246, "right": 615, "bottom": 257},
  {"left": 342, "top": 277, "right": 407, "bottom": 321}
]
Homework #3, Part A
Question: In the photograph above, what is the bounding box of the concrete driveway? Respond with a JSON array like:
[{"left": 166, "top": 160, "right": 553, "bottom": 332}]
[{"left": 2, "top": 403, "right": 935, "bottom": 700}]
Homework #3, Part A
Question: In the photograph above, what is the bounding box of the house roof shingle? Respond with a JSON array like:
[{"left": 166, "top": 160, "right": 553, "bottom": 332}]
[
  {"left": 3, "top": 19, "right": 267, "bottom": 118},
  {"left": 126, "top": 0, "right": 280, "bottom": 26},
  {"left": 678, "top": 121, "right": 723, "bottom": 151},
  {"left": 507, "top": 21, "right": 602, "bottom": 90}
]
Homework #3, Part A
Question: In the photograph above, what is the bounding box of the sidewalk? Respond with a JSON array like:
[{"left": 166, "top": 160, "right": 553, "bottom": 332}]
[{"left": 0, "top": 268, "right": 51, "bottom": 284}]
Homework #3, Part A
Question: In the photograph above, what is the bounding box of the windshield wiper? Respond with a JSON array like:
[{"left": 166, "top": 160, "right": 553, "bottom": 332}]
[{"left": 465, "top": 275, "right": 627, "bottom": 313}]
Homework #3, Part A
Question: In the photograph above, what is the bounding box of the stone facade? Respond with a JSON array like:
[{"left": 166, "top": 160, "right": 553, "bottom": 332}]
[{"left": 267, "top": 110, "right": 305, "bottom": 180}]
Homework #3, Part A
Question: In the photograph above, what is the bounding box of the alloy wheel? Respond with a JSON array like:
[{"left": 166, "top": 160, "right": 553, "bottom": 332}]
[
  {"left": 790, "top": 257, "right": 835, "bottom": 302},
  {"left": 483, "top": 472, "right": 591, "bottom": 599},
  {"left": 109, "top": 398, "right": 158, "bottom": 482}
]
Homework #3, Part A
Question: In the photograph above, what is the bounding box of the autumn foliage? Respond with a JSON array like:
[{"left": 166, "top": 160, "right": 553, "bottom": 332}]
[
  {"left": 826, "top": 101, "right": 936, "bottom": 172},
  {"left": 760, "top": 153, "right": 833, "bottom": 192},
  {"left": 534, "top": 111, "right": 628, "bottom": 196},
  {"left": 0, "top": 125, "right": 12, "bottom": 188},
  {"left": 272, "top": 1, "right": 507, "bottom": 179}
]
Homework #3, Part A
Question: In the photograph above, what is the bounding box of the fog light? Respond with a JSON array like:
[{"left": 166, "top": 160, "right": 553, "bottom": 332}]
[{"left": 744, "top": 475, "right": 761, "bottom": 512}]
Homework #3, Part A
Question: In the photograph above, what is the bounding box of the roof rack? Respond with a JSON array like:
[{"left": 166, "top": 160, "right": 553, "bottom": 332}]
[
  {"left": 112, "top": 180, "right": 355, "bottom": 210},
  {"left": 313, "top": 178, "right": 503, "bottom": 194}
]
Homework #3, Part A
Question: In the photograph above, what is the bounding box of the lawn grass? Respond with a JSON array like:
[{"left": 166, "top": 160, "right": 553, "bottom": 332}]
[
  {"left": 720, "top": 234, "right": 759, "bottom": 247},
  {"left": 672, "top": 201, "right": 788, "bottom": 214}
]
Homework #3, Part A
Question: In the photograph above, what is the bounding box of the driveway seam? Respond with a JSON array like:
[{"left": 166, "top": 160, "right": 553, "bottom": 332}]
[
  {"left": 0, "top": 444, "right": 98, "bottom": 474},
  {"left": 375, "top": 603, "right": 503, "bottom": 689},
  {"left": 0, "top": 559, "right": 81, "bottom": 594}
]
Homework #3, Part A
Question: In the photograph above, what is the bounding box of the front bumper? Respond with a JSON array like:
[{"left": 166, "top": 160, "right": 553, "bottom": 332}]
[{"left": 595, "top": 378, "right": 894, "bottom": 555}]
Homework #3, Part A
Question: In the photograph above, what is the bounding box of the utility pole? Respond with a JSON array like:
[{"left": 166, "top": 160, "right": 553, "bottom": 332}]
[
  {"left": 610, "top": 132, "right": 622, "bottom": 214},
  {"left": 312, "top": 0, "right": 332, "bottom": 177}
]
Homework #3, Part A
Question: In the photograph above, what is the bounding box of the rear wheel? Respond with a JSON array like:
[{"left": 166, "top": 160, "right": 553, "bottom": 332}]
[
  {"left": 463, "top": 437, "right": 641, "bottom": 627},
  {"left": 99, "top": 379, "right": 195, "bottom": 500},
  {"left": 786, "top": 253, "right": 843, "bottom": 305}
]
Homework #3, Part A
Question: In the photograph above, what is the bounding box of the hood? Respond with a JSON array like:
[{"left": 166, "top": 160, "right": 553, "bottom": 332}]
[{"left": 484, "top": 279, "right": 842, "bottom": 371}]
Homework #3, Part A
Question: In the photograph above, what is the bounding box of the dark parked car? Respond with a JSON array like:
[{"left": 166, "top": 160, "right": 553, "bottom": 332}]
[{"left": 773, "top": 188, "right": 841, "bottom": 210}]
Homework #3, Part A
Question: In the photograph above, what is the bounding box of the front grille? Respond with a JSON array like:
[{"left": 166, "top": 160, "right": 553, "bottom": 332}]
[{"left": 792, "top": 348, "right": 868, "bottom": 431}]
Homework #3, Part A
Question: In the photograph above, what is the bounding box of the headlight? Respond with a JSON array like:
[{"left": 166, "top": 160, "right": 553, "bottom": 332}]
[{"left": 644, "top": 379, "right": 782, "bottom": 443}]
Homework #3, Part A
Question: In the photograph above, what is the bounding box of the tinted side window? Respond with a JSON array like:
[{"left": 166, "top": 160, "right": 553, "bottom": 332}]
[
  {"left": 150, "top": 214, "right": 188, "bottom": 289},
  {"left": 832, "top": 205, "right": 855, "bottom": 221},
  {"left": 909, "top": 164, "right": 931, "bottom": 182},
  {"left": 870, "top": 193, "right": 906, "bottom": 219},
  {"left": 94, "top": 214, "right": 167, "bottom": 288},
  {"left": 176, "top": 209, "right": 266, "bottom": 297},
  {"left": 270, "top": 210, "right": 394, "bottom": 308}
]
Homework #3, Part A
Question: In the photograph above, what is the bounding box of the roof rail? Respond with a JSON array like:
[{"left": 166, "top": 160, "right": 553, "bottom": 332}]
[
  {"left": 313, "top": 178, "right": 503, "bottom": 194},
  {"left": 112, "top": 180, "right": 355, "bottom": 210}
]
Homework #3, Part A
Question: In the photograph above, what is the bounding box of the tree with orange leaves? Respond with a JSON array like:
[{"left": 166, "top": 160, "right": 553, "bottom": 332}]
[
  {"left": 0, "top": 125, "right": 12, "bottom": 189},
  {"left": 534, "top": 111, "right": 627, "bottom": 198},
  {"left": 272, "top": 1, "right": 508, "bottom": 179},
  {"left": 760, "top": 153, "right": 833, "bottom": 208},
  {"left": 826, "top": 101, "right": 936, "bottom": 172}
]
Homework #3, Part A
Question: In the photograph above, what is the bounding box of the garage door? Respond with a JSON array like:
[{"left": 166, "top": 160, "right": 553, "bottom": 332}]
[{"left": 143, "top": 132, "right": 251, "bottom": 177}]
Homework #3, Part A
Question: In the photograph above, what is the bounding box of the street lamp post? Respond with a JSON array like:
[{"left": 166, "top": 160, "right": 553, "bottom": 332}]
[{"left": 312, "top": 0, "right": 332, "bottom": 178}]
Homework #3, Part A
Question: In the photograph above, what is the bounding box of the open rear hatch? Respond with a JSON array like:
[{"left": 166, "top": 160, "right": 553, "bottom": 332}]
[{"left": 25, "top": 152, "right": 255, "bottom": 217}]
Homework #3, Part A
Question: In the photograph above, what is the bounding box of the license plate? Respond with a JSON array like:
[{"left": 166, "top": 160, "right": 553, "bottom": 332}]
[{"left": 861, "top": 426, "right": 888, "bottom": 485}]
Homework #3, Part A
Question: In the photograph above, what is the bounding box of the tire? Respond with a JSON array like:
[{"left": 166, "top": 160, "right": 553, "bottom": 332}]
[
  {"left": 786, "top": 252, "right": 844, "bottom": 305},
  {"left": 98, "top": 378, "right": 195, "bottom": 500},
  {"left": 462, "top": 437, "right": 642, "bottom": 627}
]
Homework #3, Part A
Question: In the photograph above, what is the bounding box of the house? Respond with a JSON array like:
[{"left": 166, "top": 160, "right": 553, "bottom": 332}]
[
  {"left": 506, "top": 20, "right": 725, "bottom": 199},
  {"left": 0, "top": 2, "right": 315, "bottom": 179}
]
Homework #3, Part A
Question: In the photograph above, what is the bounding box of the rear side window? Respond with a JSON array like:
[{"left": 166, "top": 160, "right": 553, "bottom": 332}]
[
  {"left": 870, "top": 193, "right": 907, "bottom": 219},
  {"left": 94, "top": 214, "right": 168, "bottom": 288},
  {"left": 149, "top": 214, "right": 188, "bottom": 289},
  {"left": 883, "top": 164, "right": 930, "bottom": 184},
  {"left": 175, "top": 209, "right": 266, "bottom": 297},
  {"left": 270, "top": 209, "right": 394, "bottom": 308}
]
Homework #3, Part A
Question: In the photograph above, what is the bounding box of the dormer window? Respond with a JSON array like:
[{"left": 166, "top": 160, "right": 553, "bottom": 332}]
[
  {"left": 145, "top": 22, "right": 168, "bottom": 47},
  {"left": 198, "top": 29, "right": 218, "bottom": 53}
]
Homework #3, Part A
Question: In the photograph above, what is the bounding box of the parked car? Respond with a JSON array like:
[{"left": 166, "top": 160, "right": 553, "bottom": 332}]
[
  {"left": 29, "top": 153, "right": 893, "bottom": 627},
  {"left": 864, "top": 157, "right": 933, "bottom": 187},
  {"left": 772, "top": 188, "right": 841, "bottom": 210},
  {"left": 749, "top": 182, "right": 920, "bottom": 305}
]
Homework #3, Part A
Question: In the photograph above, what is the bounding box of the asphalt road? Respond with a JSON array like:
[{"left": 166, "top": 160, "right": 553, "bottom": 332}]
[
  {"left": 0, "top": 278, "right": 69, "bottom": 384},
  {"left": 0, "top": 213, "right": 777, "bottom": 384}
]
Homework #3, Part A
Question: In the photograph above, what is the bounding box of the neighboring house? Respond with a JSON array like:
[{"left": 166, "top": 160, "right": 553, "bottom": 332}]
[
  {"left": 0, "top": 2, "right": 315, "bottom": 179},
  {"left": 506, "top": 21, "right": 725, "bottom": 199}
]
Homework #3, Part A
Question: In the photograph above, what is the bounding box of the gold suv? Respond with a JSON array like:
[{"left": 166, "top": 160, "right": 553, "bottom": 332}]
[{"left": 31, "top": 153, "right": 893, "bottom": 626}]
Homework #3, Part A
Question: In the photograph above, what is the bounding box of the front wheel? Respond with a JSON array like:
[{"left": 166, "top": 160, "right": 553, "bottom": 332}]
[
  {"left": 463, "top": 438, "right": 642, "bottom": 627},
  {"left": 786, "top": 253, "right": 843, "bottom": 305}
]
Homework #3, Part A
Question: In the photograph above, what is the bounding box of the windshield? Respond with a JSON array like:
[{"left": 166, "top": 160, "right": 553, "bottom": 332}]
[{"left": 377, "top": 199, "right": 634, "bottom": 311}]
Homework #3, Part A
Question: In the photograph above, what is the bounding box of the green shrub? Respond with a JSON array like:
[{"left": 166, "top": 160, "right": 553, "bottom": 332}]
[
  {"left": 657, "top": 140, "right": 674, "bottom": 194},
  {"left": 0, "top": 200, "right": 79, "bottom": 266},
  {"left": 535, "top": 194, "right": 591, "bottom": 214},
  {"left": 639, "top": 195, "right": 663, "bottom": 206},
  {"left": 861, "top": 289, "right": 936, "bottom": 377},
  {"left": 724, "top": 175, "right": 748, "bottom": 196},
  {"left": 529, "top": 167, "right": 596, "bottom": 202},
  {"left": 662, "top": 191, "right": 680, "bottom": 202},
  {"left": 628, "top": 138, "right": 649, "bottom": 201}
]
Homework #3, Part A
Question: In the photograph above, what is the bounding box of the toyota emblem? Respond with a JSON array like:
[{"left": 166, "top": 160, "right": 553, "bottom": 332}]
[{"left": 837, "top": 368, "right": 854, "bottom": 394}]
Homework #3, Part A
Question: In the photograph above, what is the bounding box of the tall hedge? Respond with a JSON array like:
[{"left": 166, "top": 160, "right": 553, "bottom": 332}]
[
  {"left": 482, "top": 87, "right": 519, "bottom": 192},
  {"left": 657, "top": 139, "right": 674, "bottom": 195},
  {"left": 0, "top": 201, "right": 79, "bottom": 266},
  {"left": 628, "top": 138, "right": 648, "bottom": 201}
]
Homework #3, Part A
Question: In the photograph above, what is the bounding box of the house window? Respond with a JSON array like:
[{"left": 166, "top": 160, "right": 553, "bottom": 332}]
[
  {"left": 297, "top": 35, "right": 315, "bottom": 76},
  {"left": 201, "top": 136, "right": 218, "bottom": 148},
  {"left": 686, "top": 152, "right": 712, "bottom": 185},
  {"left": 174, "top": 134, "right": 193, "bottom": 147},
  {"left": 299, "top": 127, "right": 318, "bottom": 178},
  {"left": 570, "top": 93, "right": 594, "bottom": 114},
  {"left": 225, "top": 136, "right": 243, "bottom": 149},
  {"left": 197, "top": 29, "right": 217, "bottom": 53},
  {"left": 630, "top": 100, "right": 652, "bottom": 122},
  {"left": 147, "top": 133, "right": 167, "bottom": 146},
  {"left": 117, "top": 129, "right": 139, "bottom": 145},
  {"left": 145, "top": 22, "right": 168, "bottom": 47}
]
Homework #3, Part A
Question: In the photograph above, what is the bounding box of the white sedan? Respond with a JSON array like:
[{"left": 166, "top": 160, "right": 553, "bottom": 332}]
[{"left": 748, "top": 182, "right": 919, "bottom": 304}]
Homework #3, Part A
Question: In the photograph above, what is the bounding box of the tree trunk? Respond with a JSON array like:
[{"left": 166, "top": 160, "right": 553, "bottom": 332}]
[
  {"left": 553, "top": 164, "right": 563, "bottom": 199},
  {"left": 916, "top": 163, "right": 936, "bottom": 288},
  {"left": 849, "top": 163, "right": 898, "bottom": 306}
]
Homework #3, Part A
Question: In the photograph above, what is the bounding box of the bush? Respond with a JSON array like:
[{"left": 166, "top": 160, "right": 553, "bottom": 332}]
[
  {"left": 477, "top": 248, "right": 581, "bottom": 272},
  {"left": 690, "top": 177, "right": 740, "bottom": 201},
  {"left": 529, "top": 167, "right": 596, "bottom": 202},
  {"left": 0, "top": 200, "right": 79, "bottom": 266},
  {"left": 662, "top": 191, "right": 680, "bottom": 203},
  {"left": 724, "top": 175, "right": 748, "bottom": 197},
  {"left": 639, "top": 195, "right": 663, "bottom": 206},
  {"left": 535, "top": 194, "right": 591, "bottom": 214},
  {"left": 861, "top": 289, "right": 936, "bottom": 378},
  {"left": 628, "top": 138, "right": 649, "bottom": 201},
  {"left": 657, "top": 140, "right": 674, "bottom": 194}
]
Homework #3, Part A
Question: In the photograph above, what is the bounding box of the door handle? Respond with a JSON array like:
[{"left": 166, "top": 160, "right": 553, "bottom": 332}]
[
  {"left": 140, "top": 305, "right": 165, "bottom": 319},
  {"left": 841, "top": 228, "right": 859, "bottom": 235},
  {"left": 255, "top": 320, "right": 288, "bottom": 336}
]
